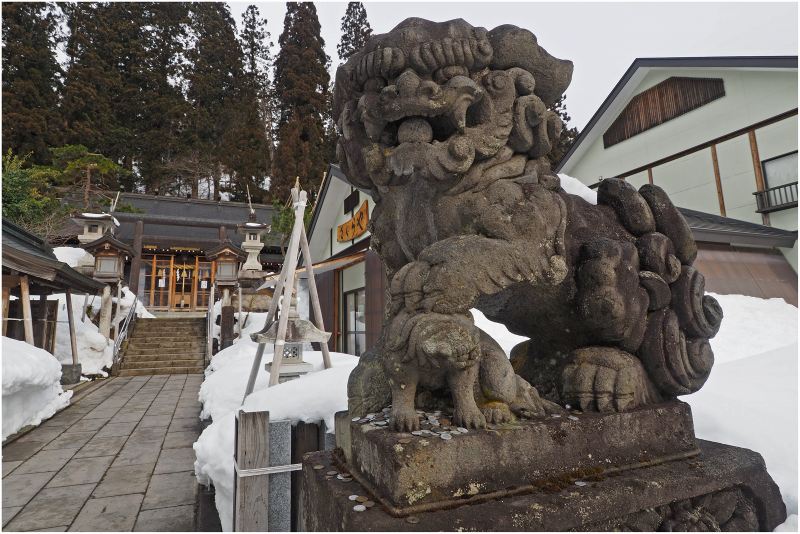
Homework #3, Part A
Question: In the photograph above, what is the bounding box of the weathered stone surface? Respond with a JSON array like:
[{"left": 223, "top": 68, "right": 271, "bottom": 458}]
[
  {"left": 349, "top": 401, "right": 697, "bottom": 511},
  {"left": 301, "top": 440, "right": 786, "bottom": 531},
  {"left": 334, "top": 18, "right": 723, "bottom": 429}
]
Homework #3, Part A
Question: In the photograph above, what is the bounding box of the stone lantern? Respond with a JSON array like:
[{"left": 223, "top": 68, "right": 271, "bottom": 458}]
[
  {"left": 206, "top": 241, "right": 246, "bottom": 306},
  {"left": 257, "top": 287, "right": 331, "bottom": 383},
  {"left": 237, "top": 214, "right": 270, "bottom": 273},
  {"left": 72, "top": 212, "right": 120, "bottom": 274},
  {"left": 79, "top": 233, "right": 134, "bottom": 338}
]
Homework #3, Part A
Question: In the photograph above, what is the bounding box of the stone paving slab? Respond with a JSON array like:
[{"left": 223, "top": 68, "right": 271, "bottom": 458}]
[
  {"left": 133, "top": 504, "right": 194, "bottom": 531},
  {"left": 2, "top": 374, "right": 204, "bottom": 532},
  {"left": 141, "top": 471, "right": 197, "bottom": 510},
  {"left": 69, "top": 494, "right": 144, "bottom": 532},
  {"left": 5, "top": 483, "right": 95, "bottom": 531}
]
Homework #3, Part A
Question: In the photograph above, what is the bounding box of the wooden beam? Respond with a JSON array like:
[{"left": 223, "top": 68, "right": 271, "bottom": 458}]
[
  {"left": 66, "top": 289, "right": 79, "bottom": 365},
  {"left": 2, "top": 274, "right": 21, "bottom": 288},
  {"left": 233, "top": 410, "right": 270, "bottom": 532},
  {"left": 39, "top": 295, "right": 49, "bottom": 348},
  {"left": 647, "top": 167, "right": 654, "bottom": 185},
  {"left": 2, "top": 284, "right": 10, "bottom": 336},
  {"left": 748, "top": 130, "right": 770, "bottom": 225},
  {"left": 615, "top": 108, "right": 798, "bottom": 180},
  {"left": 20, "top": 275, "right": 34, "bottom": 344},
  {"left": 710, "top": 144, "right": 726, "bottom": 217}
]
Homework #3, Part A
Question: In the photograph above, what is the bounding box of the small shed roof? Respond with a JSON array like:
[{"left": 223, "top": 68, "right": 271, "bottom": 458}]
[{"left": 2, "top": 219, "right": 104, "bottom": 294}]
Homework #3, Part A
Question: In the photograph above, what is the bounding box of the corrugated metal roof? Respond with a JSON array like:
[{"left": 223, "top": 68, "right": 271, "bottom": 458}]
[{"left": 679, "top": 207, "right": 797, "bottom": 248}]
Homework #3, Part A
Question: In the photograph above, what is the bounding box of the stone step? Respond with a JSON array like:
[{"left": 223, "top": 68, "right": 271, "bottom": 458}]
[
  {"left": 137, "top": 318, "right": 206, "bottom": 324},
  {"left": 118, "top": 366, "right": 204, "bottom": 376},
  {"left": 132, "top": 325, "right": 205, "bottom": 333},
  {"left": 122, "top": 359, "right": 204, "bottom": 369},
  {"left": 124, "top": 351, "right": 206, "bottom": 361},
  {"left": 126, "top": 339, "right": 205, "bottom": 349}
]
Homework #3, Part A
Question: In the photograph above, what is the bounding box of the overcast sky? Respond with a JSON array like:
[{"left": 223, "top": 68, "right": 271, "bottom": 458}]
[{"left": 228, "top": 1, "right": 798, "bottom": 129}]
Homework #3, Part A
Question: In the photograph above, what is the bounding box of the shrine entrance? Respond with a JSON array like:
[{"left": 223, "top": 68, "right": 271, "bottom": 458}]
[{"left": 139, "top": 252, "right": 217, "bottom": 311}]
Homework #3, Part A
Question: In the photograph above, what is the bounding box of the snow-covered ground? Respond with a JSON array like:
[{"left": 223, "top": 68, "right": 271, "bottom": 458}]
[
  {"left": 51, "top": 247, "right": 154, "bottom": 376},
  {"left": 2, "top": 336, "right": 73, "bottom": 440}
]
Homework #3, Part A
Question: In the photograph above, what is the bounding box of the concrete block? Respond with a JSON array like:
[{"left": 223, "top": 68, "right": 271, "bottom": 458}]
[
  {"left": 141, "top": 472, "right": 197, "bottom": 510},
  {"left": 162, "top": 431, "right": 200, "bottom": 449},
  {"left": 134, "top": 504, "right": 194, "bottom": 532},
  {"left": 268, "top": 419, "right": 292, "bottom": 532},
  {"left": 70, "top": 493, "right": 144, "bottom": 531},
  {"left": 4, "top": 483, "right": 94, "bottom": 531},
  {"left": 2, "top": 472, "right": 53, "bottom": 507},
  {"left": 46, "top": 455, "right": 114, "bottom": 487},
  {"left": 13, "top": 449, "right": 76, "bottom": 475},
  {"left": 93, "top": 465, "right": 152, "bottom": 498},
  {"left": 153, "top": 447, "right": 195, "bottom": 474},
  {"left": 60, "top": 364, "right": 82, "bottom": 385},
  {"left": 74, "top": 436, "right": 128, "bottom": 459}
]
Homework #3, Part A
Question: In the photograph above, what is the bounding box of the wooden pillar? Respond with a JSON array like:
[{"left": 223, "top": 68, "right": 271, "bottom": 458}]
[
  {"left": 647, "top": 167, "right": 654, "bottom": 185},
  {"left": 710, "top": 144, "right": 726, "bottom": 217},
  {"left": 237, "top": 285, "right": 243, "bottom": 338},
  {"left": 65, "top": 290, "right": 79, "bottom": 365},
  {"left": 748, "top": 130, "right": 770, "bottom": 225},
  {"left": 113, "top": 282, "right": 122, "bottom": 340},
  {"left": 1, "top": 285, "right": 9, "bottom": 336},
  {"left": 129, "top": 220, "right": 144, "bottom": 294},
  {"left": 233, "top": 410, "right": 270, "bottom": 532},
  {"left": 99, "top": 285, "right": 112, "bottom": 338},
  {"left": 39, "top": 294, "right": 49, "bottom": 348},
  {"left": 20, "top": 275, "right": 34, "bottom": 345}
]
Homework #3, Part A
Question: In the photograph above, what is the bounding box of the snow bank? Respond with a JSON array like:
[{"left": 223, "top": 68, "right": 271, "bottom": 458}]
[
  {"left": 194, "top": 310, "right": 358, "bottom": 530},
  {"left": 50, "top": 247, "right": 154, "bottom": 376},
  {"left": 2, "top": 337, "right": 72, "bottom": 440},
  {"left": 558, "top": 173, "right": 597, "bottom": 204}
]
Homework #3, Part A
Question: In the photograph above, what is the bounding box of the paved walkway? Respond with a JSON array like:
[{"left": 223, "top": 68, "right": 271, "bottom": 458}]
[{"left": 2, "top": 374, "right": 204, "bottom": 531}]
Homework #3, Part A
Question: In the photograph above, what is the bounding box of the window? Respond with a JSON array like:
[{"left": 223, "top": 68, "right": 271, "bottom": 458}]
[
  {"left": 96, "top": 256, "right": 118, "bottom": 274},
  {"left": 343, "top": 288, "right": 366, "bottom": 356},
  {"left": 88, "top": 224, "right": 99, "bottom": 233},
  {"left": 756, "top": 151, "right": 798, "bottom": 213},
  {"left": 248, "top": 233, "right": 258, "bottom": 241}
]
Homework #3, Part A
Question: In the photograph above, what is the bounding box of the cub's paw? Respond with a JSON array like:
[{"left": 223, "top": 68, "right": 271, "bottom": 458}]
[
  {"left": 510, "top": 377, "right": 565, "bottom": 418},
  {"left": 391, "top": 408, "right": 420, "bottom": 432},
  {"left": 562, "top": 347, "right": 661, "bottom": 412}
]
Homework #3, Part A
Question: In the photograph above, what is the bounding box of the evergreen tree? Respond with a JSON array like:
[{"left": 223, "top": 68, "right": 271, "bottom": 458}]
[
  {"left": 1, "top": 3, "right": 64, "bottom": 164},
  {"left": 272, "top": 2, "right": 332, "bottom": 202},
  {"left": 183, "top": 2, "right": 244, "bottom": 199},
  {"left": 337, "top": 2, "right": 371, "bottom": 61},
  {"left": 548, "top": 93, "right": 580, "bottom": 166}
]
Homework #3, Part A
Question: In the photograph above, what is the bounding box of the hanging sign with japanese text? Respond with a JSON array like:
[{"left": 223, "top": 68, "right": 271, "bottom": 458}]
[{"left": 337, "top": 200, "right": 369, "bottom": 242}]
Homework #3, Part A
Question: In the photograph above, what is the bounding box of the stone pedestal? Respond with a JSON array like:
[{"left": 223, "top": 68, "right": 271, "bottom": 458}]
[
  {"left": 301, "top": 402, "right": 786, "bottom": 531},
  {"left": 60, "top": 363, "right": 82, "bottom": 385}
]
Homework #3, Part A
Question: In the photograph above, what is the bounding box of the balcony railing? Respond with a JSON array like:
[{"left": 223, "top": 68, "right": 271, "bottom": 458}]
[{"left": 754, "top": 181, "right": 798, "bottom": 214}]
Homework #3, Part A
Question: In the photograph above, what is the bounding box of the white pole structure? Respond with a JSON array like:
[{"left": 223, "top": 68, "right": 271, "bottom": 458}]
[
  {"left": 98, "top": 285, "right": 112, "bottom": 338},
  {"left": 299, "top": 225, "right": 332, "bottom": 369},
  {"left": 65, "top": 290, "right": 79, "bottom": 365},
  {"left": 81, "top": 293, "right": 89, "bottom": 322},
  {"left": 20, "top": 275, "right": 34, "bottom": 345},
  {"left": 112, "top": 282, "right": 122, "bottom": 340},
  {"left": 267, "top": 188, "right": 307, "bottom": 387},
  {"left": 237, "top": 284, "right": 243, "bottom": 338}
]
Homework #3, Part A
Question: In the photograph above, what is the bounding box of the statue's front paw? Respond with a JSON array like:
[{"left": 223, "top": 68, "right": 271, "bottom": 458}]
[
  {"left": 453, "top": 404, "right": 486, "bottom": 429},
  {"left": 562, "top": 347, "right": 661, "bottom": 412},
  {"left": 482, "top": 401, "right": 514, "bottom": 424},
  {"left": 391, "top": 408, "right": 420, "bottom": 432}
]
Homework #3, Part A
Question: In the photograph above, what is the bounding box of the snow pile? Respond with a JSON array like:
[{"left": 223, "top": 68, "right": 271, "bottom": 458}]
[
  {"left": 559, "top": 173, "right": 597, "bottom": 204},
  {"left": 2, "top": 336, "right": 73, "bottom": 440},
  {"left": 50, "top": 247, "right": 154, "bottom": 376},
  {"left": 687, "top": 293, "right": 798, "bottom": 526},
  {"left": 194, "top": 314, "right": 358, "bottom": 531}
]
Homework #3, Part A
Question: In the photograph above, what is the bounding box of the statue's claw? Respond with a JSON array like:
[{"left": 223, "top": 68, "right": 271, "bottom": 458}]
[
  {"left": 453, "top": 403, "right": 487, "bottom": 429},
  {"left": 391, "top": 408, "right": 420, "bottom": 432},
  {"left": 562, "top": 347, "right": 661, "bottom": 413}
]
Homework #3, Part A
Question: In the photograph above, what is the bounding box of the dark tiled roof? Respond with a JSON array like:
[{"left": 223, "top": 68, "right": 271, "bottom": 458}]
[
  {"left": 679, "top": 207, "right": 798, "bottom": 248},
  {"left": 2, "top": 219, "right": 105, "bottom": 293}
]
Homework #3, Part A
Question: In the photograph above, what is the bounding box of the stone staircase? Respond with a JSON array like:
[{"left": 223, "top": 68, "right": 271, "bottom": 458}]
[{"left": 117, "top": 317, "right": 207, "bottom": 376}]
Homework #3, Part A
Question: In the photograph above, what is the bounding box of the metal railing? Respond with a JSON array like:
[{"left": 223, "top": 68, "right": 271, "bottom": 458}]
[
  {"left": 754, "top": 181, "right": 798, "bottom": 213},
  {"left": 112, "top": 296, "right": 140, "bottom": 367},
  {"left": 206, "top": 283, "right": 216, "bottom": 367}
]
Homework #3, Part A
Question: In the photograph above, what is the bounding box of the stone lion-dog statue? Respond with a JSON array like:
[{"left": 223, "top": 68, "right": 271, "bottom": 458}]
[{"left": 333, "top": 18, "right": 722, "bottom": 431}]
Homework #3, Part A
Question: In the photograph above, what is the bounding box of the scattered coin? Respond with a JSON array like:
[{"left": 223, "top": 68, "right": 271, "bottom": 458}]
[
  {"left": 456, "top": 427, "right": 468, "bottom": 434},
  {"left": 364, "top": 500, "right": 375, "bottom": 508},
  {"left": 574, "top": 480, "right": 588, "bottom": 487},
  {"left": 440, "top": 433, "right": 452, "bottom": 440},
  {"left": 373, "top": 420, "right": 388, "bottom": 426},
  {"left": 353, "top": 504, "right": 367, "bottom": 512},
  {"left": 551, "top": 414, "right": 561, "bottom": 418},
  {"left": 327, "top": 471, "right": 338, "bottom": 476},
  {"left": 406, "top": 516, "right": 420, "bottom": 524},
  {"left": 358, "top": 418, "right": 369, "bottom": 424},
  {"left": 313, "top": 464, "right": 325, "bottom": 470},
  {"left": 348, "top": 495, "right": 359, "bottom": 501},
  {"left": 337, "top": 474, "right": 349, "bottom": 480},
  {"left": 568, "top": 415, "right": 579, "bottom": 421},
  {"left": 351, "top": 416, "right": 361, "bottom": 422},
  {"left": 356, "top": 496, "right": 369, "bottom": 503},
  {"left": 411, "top": 431, "right": 423, "bottom": 436}
]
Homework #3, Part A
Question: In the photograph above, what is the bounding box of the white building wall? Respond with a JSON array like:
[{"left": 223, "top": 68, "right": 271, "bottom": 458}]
[{"left": 568, "top": 69, "right": 797, "bottom": 184}]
